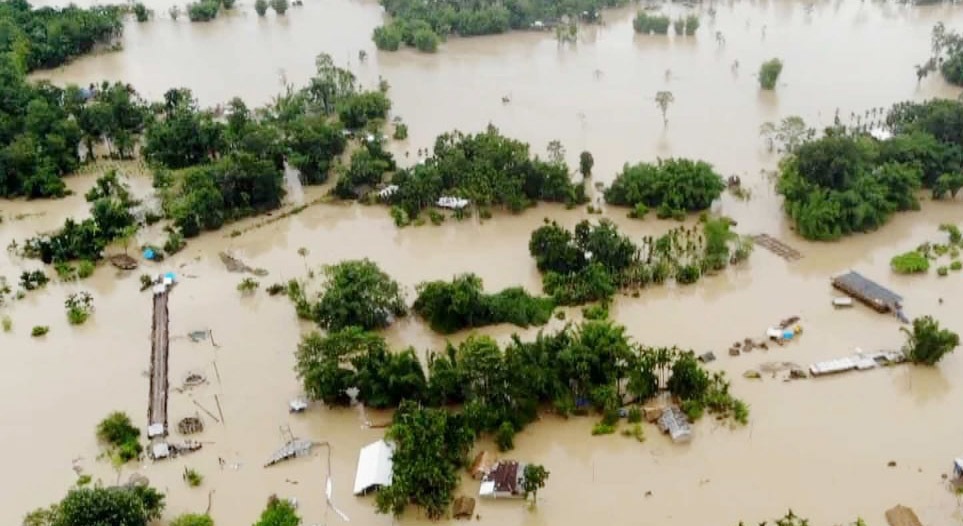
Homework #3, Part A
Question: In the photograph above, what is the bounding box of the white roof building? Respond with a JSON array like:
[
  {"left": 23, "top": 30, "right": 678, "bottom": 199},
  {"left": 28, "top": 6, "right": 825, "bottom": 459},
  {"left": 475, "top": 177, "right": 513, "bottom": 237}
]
[{"left": 353, "top": 439, "right": 395, "bottom": 495}]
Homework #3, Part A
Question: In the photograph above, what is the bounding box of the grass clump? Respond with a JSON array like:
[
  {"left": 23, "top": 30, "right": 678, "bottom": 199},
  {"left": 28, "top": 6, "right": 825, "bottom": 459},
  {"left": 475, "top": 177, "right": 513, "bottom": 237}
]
[
  {"left": 31, "top": 325, "right": 50, "bottom": 337},
  {"left": 183, "top": 468, "right": 203, "bottom": 487}
]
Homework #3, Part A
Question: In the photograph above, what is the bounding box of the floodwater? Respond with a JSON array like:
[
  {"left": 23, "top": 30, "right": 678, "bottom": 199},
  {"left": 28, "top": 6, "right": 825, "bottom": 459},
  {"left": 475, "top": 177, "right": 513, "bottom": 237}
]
[{"left": 4, "top": 0, "right": 963, "bottom": 525}]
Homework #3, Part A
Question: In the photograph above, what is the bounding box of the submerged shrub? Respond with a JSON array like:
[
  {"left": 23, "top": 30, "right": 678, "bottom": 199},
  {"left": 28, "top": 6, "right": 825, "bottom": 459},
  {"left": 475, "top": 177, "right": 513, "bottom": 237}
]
[
  {"left": 759, "top": 58, "right": 783, "bottom": 90},
  {"left": 891, "top": 251, "right": 930, "bottom": 274}
]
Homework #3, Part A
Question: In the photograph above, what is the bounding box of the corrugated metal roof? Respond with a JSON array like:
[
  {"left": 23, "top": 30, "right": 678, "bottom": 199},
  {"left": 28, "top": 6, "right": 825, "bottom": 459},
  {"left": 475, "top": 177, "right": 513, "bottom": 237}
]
[
  {"left": 353, "top": 439, "right": 394, "bottom": 495},
  {"left": 833, "top": 271, "right": 902, "bottom": 305}
]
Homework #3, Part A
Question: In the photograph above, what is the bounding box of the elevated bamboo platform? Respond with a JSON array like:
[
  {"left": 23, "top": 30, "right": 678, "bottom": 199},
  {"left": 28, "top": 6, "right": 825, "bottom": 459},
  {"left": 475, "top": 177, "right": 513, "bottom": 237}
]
[
  {"left": 750, "top": 234, "right": 803, "bottom": 261},
  {"left": 148, "top": 291, "right": 170, "bottom": 437}
]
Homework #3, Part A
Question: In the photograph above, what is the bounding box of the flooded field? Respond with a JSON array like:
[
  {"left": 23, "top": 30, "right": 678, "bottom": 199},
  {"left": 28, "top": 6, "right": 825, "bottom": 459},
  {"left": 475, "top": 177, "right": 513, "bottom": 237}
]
[{"left": 5, "top": 0, "right": 963, "bottom": 525}]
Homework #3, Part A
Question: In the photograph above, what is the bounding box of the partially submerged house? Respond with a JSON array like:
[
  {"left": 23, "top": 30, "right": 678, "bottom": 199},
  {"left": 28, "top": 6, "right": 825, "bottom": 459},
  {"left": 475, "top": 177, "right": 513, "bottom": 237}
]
[
  {"left": 831, "top": 271, "right": 902, "bottom": 313},
  {"left": 479, "top": 460, "right": 526, "bottom": 499},
  {"left": 657, "top": 406, "right": 692, "bottom": 443},
  {"left": 353, "top": 439, "right": 394, "bottom": 496}
]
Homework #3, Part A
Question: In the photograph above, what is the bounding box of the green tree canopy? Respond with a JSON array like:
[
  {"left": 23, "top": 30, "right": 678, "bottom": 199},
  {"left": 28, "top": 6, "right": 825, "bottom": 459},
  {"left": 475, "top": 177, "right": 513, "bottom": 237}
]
[
  {"left": 252, "top": 496, "right": 299, "bottom": 526},
  {"left": 387, "top": 126, "right": 586, "bottom": 217},
  {"left": 25, "top": 485, "right": 165, "bottom": 526},
  {"left": 604, "top": 158, "right": 725, "bottom": 218},
  {"left": 375, "top": 401, "right": 475, "bottom": 519},
  {"left": 902, "top": 315, "right": 960, "bottom": 365},
  {"left": 776, "top": 127, "right": 929, "bottom": 240},
  {"left": 170, "top": 514, "right": 214, "bottom": 526},
  {"left": 313, "top": 259, "right": 407, "bottom": 331},
  {"left": 413, "top": 273, "right": 554, "bottom": 334},
  {"left": 522, "top": 464, "right": 550, "bottom": 504}
]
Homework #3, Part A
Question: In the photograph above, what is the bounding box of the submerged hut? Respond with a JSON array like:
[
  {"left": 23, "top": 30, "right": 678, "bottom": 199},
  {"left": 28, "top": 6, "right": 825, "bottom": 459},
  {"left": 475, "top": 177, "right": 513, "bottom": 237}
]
[
  {"left": 479, "top": 460, "right": 526, "bottom": 499},
  {"left": 657, "top": 407, "right": 692, "bottom": 443},
  {"left": 831, "top": 271, "right": 902, "bottom": 313},
  {"left": 452, "top": 496, "right": 476, "bottom": 519},
  {"left": 885, "top": 505, "right": 922, "bottom": 526}
]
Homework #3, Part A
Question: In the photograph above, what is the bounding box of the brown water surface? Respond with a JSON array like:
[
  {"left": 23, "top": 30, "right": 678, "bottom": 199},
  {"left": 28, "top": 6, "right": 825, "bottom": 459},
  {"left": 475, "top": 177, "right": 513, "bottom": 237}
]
[{"left": 5, "top": 1, "right": 963, "bottom": 525}]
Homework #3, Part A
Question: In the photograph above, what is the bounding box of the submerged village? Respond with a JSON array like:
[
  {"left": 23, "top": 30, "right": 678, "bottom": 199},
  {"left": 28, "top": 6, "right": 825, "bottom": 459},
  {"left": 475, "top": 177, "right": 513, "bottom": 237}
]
[{"left": 2, "top": 0, "right": 963, "bottom": 525}]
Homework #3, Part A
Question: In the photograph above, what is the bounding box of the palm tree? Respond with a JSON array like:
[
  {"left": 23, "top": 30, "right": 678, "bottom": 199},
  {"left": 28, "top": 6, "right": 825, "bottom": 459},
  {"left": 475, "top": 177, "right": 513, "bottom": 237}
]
[{"left": 655, "top": 91, "right": 674, "bottom": 126}]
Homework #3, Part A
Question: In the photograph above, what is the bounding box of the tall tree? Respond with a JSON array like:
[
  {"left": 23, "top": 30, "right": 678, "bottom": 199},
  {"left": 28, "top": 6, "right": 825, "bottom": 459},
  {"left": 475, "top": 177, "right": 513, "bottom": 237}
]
[
  {"left": 902, "top": 316, "right": 959, "bottom": 365},
  {"left": 655, "top": 91, "right": 674, "bottom": 126},
  {"left": 522, "top": 464, "right": 550, "bottom": 505}
]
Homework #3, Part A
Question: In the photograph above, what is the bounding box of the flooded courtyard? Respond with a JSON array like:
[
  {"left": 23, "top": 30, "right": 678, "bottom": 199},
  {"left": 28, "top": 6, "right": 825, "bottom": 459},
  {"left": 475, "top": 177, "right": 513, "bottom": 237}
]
[{"left": 4, "top": 0, "right": 963, "bottom": 525}]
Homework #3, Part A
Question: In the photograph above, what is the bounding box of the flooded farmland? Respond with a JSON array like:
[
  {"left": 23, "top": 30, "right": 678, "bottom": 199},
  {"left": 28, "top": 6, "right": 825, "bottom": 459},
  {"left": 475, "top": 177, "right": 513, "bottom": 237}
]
[{"left": 4, "top": 0, "right": 963, "bottom": 525}]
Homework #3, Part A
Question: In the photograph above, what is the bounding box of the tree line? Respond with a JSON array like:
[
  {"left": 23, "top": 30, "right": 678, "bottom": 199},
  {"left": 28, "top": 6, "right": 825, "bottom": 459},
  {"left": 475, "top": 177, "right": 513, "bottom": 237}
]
[
  {"left": 373, "top": 0, "right": 628, "bottom": 52},
  {"left": 0, "top": 53, "right": 149, "bottom": 198},
  {"left": 295, "top": 316, "right": 747, "bottom": 519},
  {"left": 0, "top": 0, "right": 122, "bottom": 72},
  {"left": 777, "top": 98, "right": 963, "bottom": 240}
]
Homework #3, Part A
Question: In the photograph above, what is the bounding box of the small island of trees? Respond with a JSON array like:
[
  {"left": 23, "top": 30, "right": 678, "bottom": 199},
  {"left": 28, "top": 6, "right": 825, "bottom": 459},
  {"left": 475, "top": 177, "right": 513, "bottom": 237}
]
[
  {"left": 530, "top": 217, "right": 751, "bottom": 304},
  {"left": 295, "top": 314, "right": 747, "bottom": 518},
  {"left": 381, "top": 126, "right": 587, "bottom": 222},
  {"left": 0, "top": 1, "right": 122, "bottom": 72},
  {"left": 777, "top": 98, "right": 963, "bottom": 240},
  {"left": 413, "top": 273, "right": 555, "bottom": 334},
  {"left": 604, "top": 157, "right": 726, "bottom": 219},
  {"left": 373, "top": 0, "right": 627, "bottom": 52}
]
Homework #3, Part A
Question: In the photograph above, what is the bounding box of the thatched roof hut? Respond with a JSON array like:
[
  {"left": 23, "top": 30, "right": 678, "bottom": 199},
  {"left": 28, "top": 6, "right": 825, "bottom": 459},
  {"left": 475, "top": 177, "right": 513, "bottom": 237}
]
[
  {"left": 885, "top": 505, "right": 922, "bottom": 526},
  {"left": 452, "top": 496, "right": 475, "bottom": 519}
]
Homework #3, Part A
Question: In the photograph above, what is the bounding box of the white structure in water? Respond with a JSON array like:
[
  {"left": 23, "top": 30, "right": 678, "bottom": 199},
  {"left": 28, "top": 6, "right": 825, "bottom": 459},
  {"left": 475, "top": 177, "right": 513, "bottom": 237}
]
[
  {"left": 436, "top": 196, "right": 470, "bottom": 210},
  {"left": 353, "top": 440, "right": 395, "bottom": 495}
]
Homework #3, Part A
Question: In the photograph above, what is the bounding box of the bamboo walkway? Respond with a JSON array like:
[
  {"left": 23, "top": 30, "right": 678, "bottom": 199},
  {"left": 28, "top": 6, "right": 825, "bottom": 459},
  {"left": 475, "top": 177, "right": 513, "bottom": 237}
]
[
  {"left": 148, "top": 291, "right": 170, "bottom": 437},
  {"left": 751, "top": 234, "right": 804, "bottom": 261}
]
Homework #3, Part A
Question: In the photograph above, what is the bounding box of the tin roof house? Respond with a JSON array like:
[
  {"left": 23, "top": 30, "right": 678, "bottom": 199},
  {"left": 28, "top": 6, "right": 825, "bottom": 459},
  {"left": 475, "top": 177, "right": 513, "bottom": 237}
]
[{"left": 479, "top": 460, "right": 526, "bottom": 499}]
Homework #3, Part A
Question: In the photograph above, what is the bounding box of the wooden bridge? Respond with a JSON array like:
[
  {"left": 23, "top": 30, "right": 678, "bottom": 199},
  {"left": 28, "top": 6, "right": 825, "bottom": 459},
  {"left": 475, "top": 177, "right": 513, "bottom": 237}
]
[{"left": 148, "top": 290, "right": 170, "bottom": 437}]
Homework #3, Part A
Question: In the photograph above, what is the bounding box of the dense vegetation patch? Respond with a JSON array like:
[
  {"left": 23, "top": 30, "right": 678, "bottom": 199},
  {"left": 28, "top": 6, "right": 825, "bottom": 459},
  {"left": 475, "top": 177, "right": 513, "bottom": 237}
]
[
  {"left": 778, "top": 98, "right": 963, "bottom": 240},
  {"left": 374, "top": 401, "right": 473, "bottom": 518},
  {"left": 0, "top": 55, "right": 148, "bottom": 197},
  {"left": 890, "top": 250, "right": 930, "bottom": 274},
  {"left": 24, "top": 484, "right": 165, "bottom": 526},
  {"left": 0, "top": 0, "right": 121, "bottom": 71},
  {"left": 149, "top": 54, "right": 385, "bottom": 237},
  {"left": 383, "top": 126, "right": 586, "bottom": 219},
  {"left": 922, "top": 23, "right": 963, "bottom": 86},
  {"left": 604, "top": 158, "right": 725, "bottom": 219},
  {"left": 287, "top": 259, "right": 407, "bottom": 331},
  {"left": 374, "top": 0, "right": 626, "bottom": 51},
  {"left": 23, "top": 170, "right": 137, "bottom": 263},
  {"left": 632, "top": 12, "right": 670, "bottom": 34},
  {"left": 96, "top": 411, "right": 142, "bottom": 463},
  {"left": 252, "top": 496, "right": 300, "bottom": 526},
  {"left": 294, "top": 318, "right": 746, "bottom": 517},
  {"left": 759, "top": 58, "right": 783, "bottom": 90},
  {"left": 529, "top": 217, "right": 751, "bottom": 305},
  {"left": 902, "top": 315, "right": 959, "bottom": 365},
  {"left": 413, "top": 273, "right": 555, "bottom": 333}
]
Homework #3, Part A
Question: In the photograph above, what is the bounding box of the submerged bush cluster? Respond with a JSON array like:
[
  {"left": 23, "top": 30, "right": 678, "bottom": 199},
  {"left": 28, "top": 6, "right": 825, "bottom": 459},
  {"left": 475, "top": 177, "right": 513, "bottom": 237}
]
[
  {"left": 413, "top": 273, "right": 555, "bottom": 333},
  {"left": 529, "top": 217, "right": 751, "bottom": 305}
]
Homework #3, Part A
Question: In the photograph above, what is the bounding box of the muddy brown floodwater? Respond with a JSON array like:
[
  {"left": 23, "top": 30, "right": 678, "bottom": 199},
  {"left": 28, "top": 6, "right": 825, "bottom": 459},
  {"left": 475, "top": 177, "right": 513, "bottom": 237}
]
[{"left": 5, "top": 0, "right": 963, "bottom": 525}]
